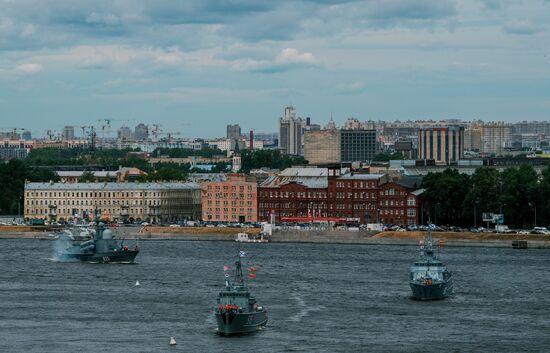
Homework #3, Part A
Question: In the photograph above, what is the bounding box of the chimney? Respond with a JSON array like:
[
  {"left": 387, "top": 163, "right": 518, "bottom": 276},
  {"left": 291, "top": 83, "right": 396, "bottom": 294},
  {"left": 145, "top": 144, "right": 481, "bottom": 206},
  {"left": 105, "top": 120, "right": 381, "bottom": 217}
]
[{"left": 249, "top": 130, "right": 254, "bottom": 151}]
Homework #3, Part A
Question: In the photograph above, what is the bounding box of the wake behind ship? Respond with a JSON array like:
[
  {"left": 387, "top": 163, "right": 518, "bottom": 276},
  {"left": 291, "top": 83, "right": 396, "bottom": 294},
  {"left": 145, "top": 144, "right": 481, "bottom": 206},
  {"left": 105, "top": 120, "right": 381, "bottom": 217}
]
[{"left": 55, "top": 219, "right": 139, "bottom": 263}]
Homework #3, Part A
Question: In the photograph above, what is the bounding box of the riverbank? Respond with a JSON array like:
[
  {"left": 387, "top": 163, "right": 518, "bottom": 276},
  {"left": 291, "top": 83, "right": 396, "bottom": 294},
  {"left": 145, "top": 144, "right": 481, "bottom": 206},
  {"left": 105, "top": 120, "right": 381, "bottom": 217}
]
[{"left": 1, "top": 226, "right": 549, "bottom": 248}]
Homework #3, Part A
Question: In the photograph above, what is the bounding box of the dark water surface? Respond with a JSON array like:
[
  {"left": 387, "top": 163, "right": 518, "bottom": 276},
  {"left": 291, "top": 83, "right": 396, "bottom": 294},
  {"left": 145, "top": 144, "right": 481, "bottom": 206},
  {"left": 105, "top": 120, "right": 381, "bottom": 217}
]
[{"left": 0, "top": 239, "right": 549, "bottom": 353}]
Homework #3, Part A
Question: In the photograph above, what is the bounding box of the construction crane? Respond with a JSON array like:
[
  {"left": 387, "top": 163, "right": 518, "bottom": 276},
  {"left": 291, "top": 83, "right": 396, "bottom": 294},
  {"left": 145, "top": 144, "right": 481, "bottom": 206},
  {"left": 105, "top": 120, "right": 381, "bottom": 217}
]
[
  {"left": 0, "top": 127, "right": 27, "bottom": 140},
  {"left": 157, "top": 131, "right": 182, "bottom": 143},
  {"left": 79, "top": 126, "right": 96, "bottom": 150},
  {"left": 149, "top": 124, "right": 162, "bottom": 142}
]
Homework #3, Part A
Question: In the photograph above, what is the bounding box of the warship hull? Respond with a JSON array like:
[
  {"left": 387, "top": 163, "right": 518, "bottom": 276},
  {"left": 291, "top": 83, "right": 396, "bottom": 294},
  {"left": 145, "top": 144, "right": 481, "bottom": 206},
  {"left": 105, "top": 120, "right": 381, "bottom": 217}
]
[
  {"left": 410, "top": 280, "right": 453, "bottom": 300},
  {"left": 59, "top": 250, "right": 139, "bottom": 263},
  {"left": 215, "top": 311, "right": 268, "bottom": 335}
]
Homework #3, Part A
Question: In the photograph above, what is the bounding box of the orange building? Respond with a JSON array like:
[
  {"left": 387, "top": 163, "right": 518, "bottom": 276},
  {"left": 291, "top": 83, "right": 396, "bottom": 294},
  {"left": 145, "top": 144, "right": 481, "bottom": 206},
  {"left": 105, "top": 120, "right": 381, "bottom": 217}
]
[{"left": 201, "top": 174, "right": 257, "bottom": 223}]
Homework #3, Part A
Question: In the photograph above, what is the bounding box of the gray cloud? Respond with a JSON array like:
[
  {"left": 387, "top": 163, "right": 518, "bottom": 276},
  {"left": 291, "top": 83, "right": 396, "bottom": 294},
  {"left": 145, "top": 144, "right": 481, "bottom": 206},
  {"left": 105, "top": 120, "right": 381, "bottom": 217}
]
[{"left": 503, "top": 20, "right": 540, "bottom": 35}]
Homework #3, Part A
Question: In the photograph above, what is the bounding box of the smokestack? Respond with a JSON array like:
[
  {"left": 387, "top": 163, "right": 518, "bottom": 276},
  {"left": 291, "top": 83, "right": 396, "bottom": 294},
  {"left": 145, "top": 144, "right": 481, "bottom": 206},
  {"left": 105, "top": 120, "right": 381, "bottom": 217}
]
[{"left": 249, "top": 130, "right": 254, "bottom": 151}]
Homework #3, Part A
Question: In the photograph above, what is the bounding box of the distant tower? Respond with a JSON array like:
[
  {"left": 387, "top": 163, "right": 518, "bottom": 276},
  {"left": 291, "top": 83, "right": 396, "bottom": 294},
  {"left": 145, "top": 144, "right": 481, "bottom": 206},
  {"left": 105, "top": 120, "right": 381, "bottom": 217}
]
[
  {"left": 232, "top": 140, "right": 241, "bottom": 173},
  {"left": 249, "top": 130, "right": 254, "bottom": 151}
]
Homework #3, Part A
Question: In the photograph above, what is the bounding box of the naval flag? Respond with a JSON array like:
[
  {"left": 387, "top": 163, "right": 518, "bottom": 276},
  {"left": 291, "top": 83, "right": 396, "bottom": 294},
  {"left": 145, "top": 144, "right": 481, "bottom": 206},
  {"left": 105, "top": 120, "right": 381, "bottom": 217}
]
[{"left": 239, "top": 250, "right": 246, "bottom": 257}]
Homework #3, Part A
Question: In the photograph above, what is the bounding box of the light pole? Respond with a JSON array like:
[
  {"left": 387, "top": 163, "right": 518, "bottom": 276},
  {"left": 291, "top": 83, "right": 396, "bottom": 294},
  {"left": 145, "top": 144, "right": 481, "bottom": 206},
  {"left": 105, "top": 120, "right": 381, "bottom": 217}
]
[
  {"left": 18, "top": 196, "right": 22, "bottom": 224},
  {"left": 435, "top": 203, "right": 440, "bottom": 225},
  {"left": 529, "top": 202, "right": 537, "bottom": 227},
  {"left": 473, "top": 199, "right": 478, "bottom": 228}
]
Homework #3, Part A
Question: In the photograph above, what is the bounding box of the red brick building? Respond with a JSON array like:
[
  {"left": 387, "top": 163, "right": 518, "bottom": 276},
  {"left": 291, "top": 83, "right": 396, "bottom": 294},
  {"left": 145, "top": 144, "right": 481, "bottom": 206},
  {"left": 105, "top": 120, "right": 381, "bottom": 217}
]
[
  {"left": 378, "top": 178, "right": 424, "bottom": 226},
  {"left": 257, "top": 167, "right": 423, "bottom": 225},
  {"left": 327, "top": 174, "right": 387, "bottom": 223},
  {"left": 258, "top": 168, "right": 328, "bottom": 223}
]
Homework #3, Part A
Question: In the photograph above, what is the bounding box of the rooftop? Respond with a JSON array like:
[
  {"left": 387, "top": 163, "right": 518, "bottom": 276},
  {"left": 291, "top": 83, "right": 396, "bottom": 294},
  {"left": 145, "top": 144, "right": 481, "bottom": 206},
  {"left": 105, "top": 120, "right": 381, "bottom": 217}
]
[{"left": 25, "top": 182, "right": 200, "bottom": 190}]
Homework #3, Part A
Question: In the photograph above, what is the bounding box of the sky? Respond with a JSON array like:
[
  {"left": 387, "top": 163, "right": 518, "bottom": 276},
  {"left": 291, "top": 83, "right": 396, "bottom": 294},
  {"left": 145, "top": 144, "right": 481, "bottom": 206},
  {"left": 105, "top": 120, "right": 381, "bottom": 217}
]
[{"left": 1, "top": 0, "right": 549, "bottom": 138}]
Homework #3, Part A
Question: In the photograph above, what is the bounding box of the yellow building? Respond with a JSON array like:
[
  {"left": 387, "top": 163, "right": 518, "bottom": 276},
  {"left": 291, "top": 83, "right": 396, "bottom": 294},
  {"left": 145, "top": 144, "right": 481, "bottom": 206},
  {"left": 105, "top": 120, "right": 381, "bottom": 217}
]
[{"left": 24, "top": 181, "right": 201, "bottom": 224}]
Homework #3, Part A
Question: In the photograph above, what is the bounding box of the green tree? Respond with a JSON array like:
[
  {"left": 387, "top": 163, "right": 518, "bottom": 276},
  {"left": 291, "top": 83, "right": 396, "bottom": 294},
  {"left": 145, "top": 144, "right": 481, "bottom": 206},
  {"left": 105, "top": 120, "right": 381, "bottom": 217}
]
[
  {"left": 464, "top": 167, "right": 501, "bottom": 226},
  {"left": 422, "top": 169, "right": 471, "bottom": 226},
  {"left": 373, "top": 151, "right": 404, "bottom": 162},
  {"left": 499, "top": 165, "right": 539, "bottom": 228},
  {"left": 78, "top": 170, "right": 96, "bottom": 182}
]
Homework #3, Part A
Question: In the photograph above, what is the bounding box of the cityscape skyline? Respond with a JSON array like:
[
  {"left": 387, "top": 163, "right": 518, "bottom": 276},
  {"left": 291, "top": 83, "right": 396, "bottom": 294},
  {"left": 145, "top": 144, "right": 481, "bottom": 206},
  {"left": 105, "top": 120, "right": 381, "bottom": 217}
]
[{"left": 1, "top": 1, "right": 549, "bottom": 137}]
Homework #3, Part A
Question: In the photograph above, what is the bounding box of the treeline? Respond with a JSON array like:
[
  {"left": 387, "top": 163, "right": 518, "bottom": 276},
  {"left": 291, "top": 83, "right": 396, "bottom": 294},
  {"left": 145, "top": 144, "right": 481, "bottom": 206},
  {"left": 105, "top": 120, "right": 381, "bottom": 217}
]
[
  {"left": 239, "top": 150, "right": 307, "bottom": 173},
  {"left": 0, "top": 160, "right": 60, "bottom": 215},
  {"left": 26, "top": 147, "right": 150, "bottom": 170},
  {"left": 422, "top": 164, "right": 550, "bottom": 228},
  {"left": 152, "top": 146, "right": 224, "bottom": 158}
]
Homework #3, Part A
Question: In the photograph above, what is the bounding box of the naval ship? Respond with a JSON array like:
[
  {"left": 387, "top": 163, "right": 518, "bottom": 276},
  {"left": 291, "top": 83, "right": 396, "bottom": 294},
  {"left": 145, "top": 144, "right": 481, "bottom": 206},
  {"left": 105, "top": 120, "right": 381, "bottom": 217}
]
[
  {"left": 409, "top": 232, "right": 453, "bottom": 300},
  {"left": 55, "top": 216, "right": 139, "bottom": 263},
  {"left": 215, "top": 250, "right": 268, "bottom": 335}
]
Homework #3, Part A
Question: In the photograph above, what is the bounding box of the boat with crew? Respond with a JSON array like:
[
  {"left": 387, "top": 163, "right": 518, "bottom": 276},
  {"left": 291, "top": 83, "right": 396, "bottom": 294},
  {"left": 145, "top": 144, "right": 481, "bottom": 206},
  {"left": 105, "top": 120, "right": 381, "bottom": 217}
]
[
  {"left": 409, "top": 230, "right": 453, "bottom": 300},
  {"left": 54, "top": 213, "right": 139, "bottom": 263},
  {"left": 215, "top": 250, "right": 268, "bottom": 335}
]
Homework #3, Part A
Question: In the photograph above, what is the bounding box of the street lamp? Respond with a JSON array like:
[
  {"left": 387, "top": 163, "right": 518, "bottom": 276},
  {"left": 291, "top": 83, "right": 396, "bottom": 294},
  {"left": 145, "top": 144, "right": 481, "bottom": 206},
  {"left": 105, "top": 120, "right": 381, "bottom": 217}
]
[
  {"left": 473, "top": 198, "right": 479, "bottom": 228},
  {"left": 18, "top": 195, "right": 22, "bottom": 224},
  {"left": 435, "top": 202, "right": 440, "bottom": 225},
  {"left": 528, "top": 202, "right": 537, "bottom": 227}
]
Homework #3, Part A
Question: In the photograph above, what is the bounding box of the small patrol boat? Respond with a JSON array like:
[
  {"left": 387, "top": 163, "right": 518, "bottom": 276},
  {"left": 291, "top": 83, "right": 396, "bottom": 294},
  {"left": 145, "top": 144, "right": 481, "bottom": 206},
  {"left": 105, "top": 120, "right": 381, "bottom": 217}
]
[
  {"left": 215, "top": 250, "right": 268, "bottom": 335},
  {"left": 55, "top": 213, "right": 139, "bottom": 263},
  {"left": 409, "top": 232, "right": 453, "bottom": 300},
  {"left": 235, "top": 232, "right": 268, "bottom": 243}
]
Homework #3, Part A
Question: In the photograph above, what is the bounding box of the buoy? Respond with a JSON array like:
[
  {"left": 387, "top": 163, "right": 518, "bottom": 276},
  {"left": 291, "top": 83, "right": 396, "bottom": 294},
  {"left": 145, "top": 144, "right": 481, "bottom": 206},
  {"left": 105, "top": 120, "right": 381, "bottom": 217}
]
[
  {"left": 135, "top": 280, "right": 140, "bottom": 286},
  {"left": 169, "top": 337, "right": 177, "bottom": 346}
]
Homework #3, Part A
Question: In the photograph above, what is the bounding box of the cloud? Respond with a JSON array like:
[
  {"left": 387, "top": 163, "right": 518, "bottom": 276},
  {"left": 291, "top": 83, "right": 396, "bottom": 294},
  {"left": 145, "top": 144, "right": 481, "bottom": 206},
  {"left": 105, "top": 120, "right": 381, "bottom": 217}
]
[
  {"left": 85, "top": 12, "right": 121, "bottom": 26},
  {"left": 16, "top": 63, "right": 43, "bottom": 74},
  {"left": 503, "top": 20, "right": 540, "bottom": 35},
  {"left": 232, "top": 48, "right": 320, "bottom": 73},
  {"left": 31, "top": 45, "right": 184, "bottom": 70},
  {"left": 365, "top": 0, "right": 456, "bottom": 20},
  {"left": 336, "top": 81, "right": 366, "bottom": 94}
]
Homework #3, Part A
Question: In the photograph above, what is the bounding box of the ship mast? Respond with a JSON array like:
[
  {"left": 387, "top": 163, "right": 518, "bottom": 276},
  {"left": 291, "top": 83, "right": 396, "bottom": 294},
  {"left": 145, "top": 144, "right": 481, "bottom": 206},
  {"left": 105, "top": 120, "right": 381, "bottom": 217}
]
[{"left": 233, "top": 255, "right": 245, "bottom": 287}]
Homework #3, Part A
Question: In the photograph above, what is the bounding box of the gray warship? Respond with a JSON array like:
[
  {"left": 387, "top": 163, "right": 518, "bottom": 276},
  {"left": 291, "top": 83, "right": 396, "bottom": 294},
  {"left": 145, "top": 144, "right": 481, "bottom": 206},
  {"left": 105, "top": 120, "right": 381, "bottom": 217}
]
[
  {"left": 215, "top": 251, "right": 268, "bottom": 335},
  {"left": 55, "top": 217, "right": 139, "bottom": 263},
  {"left": 409, "top": 233, "right": 453, "bottom": 300}
]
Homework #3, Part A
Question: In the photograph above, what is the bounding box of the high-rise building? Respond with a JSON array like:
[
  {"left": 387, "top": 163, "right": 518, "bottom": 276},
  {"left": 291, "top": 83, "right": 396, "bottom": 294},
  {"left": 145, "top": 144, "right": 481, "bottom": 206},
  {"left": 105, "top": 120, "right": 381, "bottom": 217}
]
[
  {"left": 134, "top": 124, "right": 148, "bottom": 141},
  {"left": 418, "top": 125, "right": 464, "bottom": 165},
  {"left": 340, "top": 129, "right": 377, "bottom": 163},
  {"left": 278, "top": 106, "right": 303, "bottom": 155},
  {"left": 304, "top": 129, "right": 341, "bottom": 165},
  {"left": 464, "top": 121, "right": 483, "bottom": 152},
  {"left": 226, "top": 124, "right": 241, "bottom": 140},
  {"left": 22, "top": 131, "right": 32, "bottom": 140},
  {"left": 117, "top": 126, "right": 133, "bottom": 141},
  {"left": 62, "top": 126, "right": 75, "bottom": 141},
  {"left": 481, "top": 122, "right": 512, "bottom": 156}
]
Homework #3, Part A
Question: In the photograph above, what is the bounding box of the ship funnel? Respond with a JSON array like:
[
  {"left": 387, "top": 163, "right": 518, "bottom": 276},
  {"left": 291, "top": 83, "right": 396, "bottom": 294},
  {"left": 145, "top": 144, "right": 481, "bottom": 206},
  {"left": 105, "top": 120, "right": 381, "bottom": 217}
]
[{"left": 169, "top": 337, "right": 177, "bottom": 345}]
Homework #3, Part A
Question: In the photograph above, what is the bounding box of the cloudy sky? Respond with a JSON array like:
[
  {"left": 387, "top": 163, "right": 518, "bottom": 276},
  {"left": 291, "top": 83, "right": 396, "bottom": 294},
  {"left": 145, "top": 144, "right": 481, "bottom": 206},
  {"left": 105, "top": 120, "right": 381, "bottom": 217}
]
[{"left": 1, "top": 0, "right": 549, "bottom": 138}]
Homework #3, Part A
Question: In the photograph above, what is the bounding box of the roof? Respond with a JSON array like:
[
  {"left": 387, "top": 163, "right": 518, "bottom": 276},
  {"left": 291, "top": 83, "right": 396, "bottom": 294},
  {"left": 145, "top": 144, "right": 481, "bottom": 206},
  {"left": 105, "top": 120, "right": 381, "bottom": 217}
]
[
  {"left": 411, "top": 189, "right": 425, "bottom": 196},
  {"left": 338, "top": 173, "right": 385, "bottom": 180},
  {"left": 57, "top": 171, "right": 117, "bottom": 178},
  {"left": 396, "top": 175, "right": 424, "bottom": 189},
  {"left": 25, "top": 182, "right": 200, "bottom": 190},
  {"left": 260, "top": 175, "right": 327, "bottom": 189},
  {"left": 279, "top": 167, "right": 328, "bottom": 177}
]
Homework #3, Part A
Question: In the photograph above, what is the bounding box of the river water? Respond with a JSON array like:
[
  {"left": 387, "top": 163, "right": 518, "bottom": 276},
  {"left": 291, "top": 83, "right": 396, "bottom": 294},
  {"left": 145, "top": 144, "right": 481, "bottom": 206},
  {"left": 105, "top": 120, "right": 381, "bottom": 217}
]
[{"left": 0, "top": 238, "right": 549, "bottom": 353}]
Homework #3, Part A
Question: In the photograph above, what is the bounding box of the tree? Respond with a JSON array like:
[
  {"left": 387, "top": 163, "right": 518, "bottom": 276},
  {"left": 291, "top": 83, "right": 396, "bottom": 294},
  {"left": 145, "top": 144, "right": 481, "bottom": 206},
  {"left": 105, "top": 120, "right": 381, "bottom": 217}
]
[
  {"left": 422, "top": 169, "right": 471, "bottom": 226},
  {"left": 373, "top": 151, "right": 404, "bottom": 162},
  {"left": 499, "top": 165, "right": 539, "bottom": 228},
  {"left": 464, "top": 167, "right": 501, "bottom": 226},
  {"left": 78, "top": 170, "right": 96, "bottom": 183}
]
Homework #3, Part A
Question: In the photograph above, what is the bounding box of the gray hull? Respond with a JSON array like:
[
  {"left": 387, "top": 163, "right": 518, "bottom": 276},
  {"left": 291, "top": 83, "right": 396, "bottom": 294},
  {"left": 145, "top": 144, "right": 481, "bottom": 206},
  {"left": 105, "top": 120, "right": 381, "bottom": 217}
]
[
  {"left": 60, "top": 250, "right": 139, "bottom": 263},
  {"left": 215, "top": 311, "right": 268, "bottom": 335},
  {"left": 410, "top": 280, "right": 453, "bottom": 300}
]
